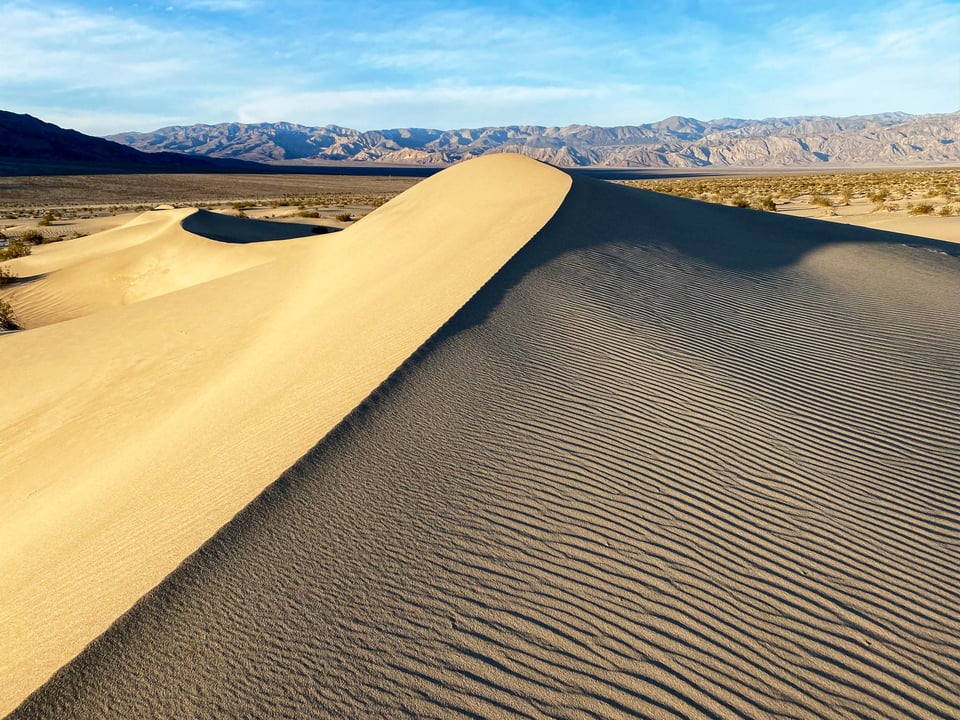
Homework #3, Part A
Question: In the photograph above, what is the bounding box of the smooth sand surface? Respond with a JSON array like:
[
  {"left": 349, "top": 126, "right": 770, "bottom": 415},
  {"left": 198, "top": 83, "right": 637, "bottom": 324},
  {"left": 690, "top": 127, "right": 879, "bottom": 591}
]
[
  {"left": 8, "top": 171, "right": 959, "bottom": 718},
  {"left": 778, "top": 200, "right": 960, "bottom": 244},
  {"left": 0, "top": 155, "right": 571, "bottom": 715},
  {"left": 3, "top": 209, "right": 319, "bottom": 328},
  {"left": 823, "top": 211, "right": 960, "bottom": 244}
]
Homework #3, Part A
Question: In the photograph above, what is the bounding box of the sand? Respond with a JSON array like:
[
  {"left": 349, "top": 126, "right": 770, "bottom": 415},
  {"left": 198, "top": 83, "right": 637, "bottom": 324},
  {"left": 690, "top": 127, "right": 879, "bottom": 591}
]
[
  {"left": 5, "top": 161, "right": 959, "bottom": 718},
  {"left": 0, "top": 154, "right": 571, "bottom": 715},
  {"left": 778, "top": 199, "right": 960, "bottom": 244},
  {"left": 2, "top": 209, "right": 320, "bottom": 328}
]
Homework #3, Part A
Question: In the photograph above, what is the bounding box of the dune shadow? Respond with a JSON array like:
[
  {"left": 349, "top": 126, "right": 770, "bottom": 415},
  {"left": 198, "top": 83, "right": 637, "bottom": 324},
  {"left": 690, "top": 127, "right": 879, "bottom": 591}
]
[
  {"left": 5, "top": 271, "right": 49, "bottom": 285},
  {"left": 411, "top": 173, "right": 955, "bottom": 351},
  {"left": 180, "top": 209, "right": 319, "bottom": 244}
]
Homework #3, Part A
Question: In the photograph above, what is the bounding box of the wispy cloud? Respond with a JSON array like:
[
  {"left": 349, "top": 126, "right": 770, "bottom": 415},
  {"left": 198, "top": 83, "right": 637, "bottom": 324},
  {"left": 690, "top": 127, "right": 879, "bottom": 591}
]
[
  {"left": 173, "top": 0, "right": 262, "bottom": 11},
  {"left": 2, "top": 0, "right": 957, "bottom": 135},
  {"left": 233, "top": 84, "right": 683, "bottom": 130}
]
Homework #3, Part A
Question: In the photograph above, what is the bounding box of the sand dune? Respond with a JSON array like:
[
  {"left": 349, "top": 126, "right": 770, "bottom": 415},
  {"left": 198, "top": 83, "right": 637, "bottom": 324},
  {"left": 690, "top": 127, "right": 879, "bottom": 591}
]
[
  {"left": 3, "top": 209, "right": 319, "bottom": 328},
  {"left": 7, "top": 162, "right": 959, "bottom": 718},
  {"left": 0, "top": 155, "right": 571, "bottom": 715}
]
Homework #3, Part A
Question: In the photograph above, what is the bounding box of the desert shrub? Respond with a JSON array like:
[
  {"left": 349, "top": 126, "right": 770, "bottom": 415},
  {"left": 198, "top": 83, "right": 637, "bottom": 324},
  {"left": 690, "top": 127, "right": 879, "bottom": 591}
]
[
  {"left": 335, "top": 212, "right": 353, "bottom": 222},
  {"left": 869, "top": 188, "right": 890, "bottom": 203},
  {"left": 810, "top": 193, "right": 833, "bottom": 208},
  {"left": 297, "top": 209, "right": 320, "bottom": 218},
  {"left": 731, "top": 196, "right": 750, "bottom": 208},
  {"left": 939, "top": 205, "right": 954, "bottom": 216},
  {"left": 37, "top": 211, "right": 56, "bottom": 226},
  {"left": 20, "top": 230, "right": 43, "bottom": 245},
  {"left": 0, "top": 237, "right": 31, "bottom": 260},
  {"left": 909, "top": 203, "right": 935, "bottom": 216},
  {"left": 0, "top": 266, "right": 13, "bottom": 286},
  {"left": 0, "top": 297, "right": 17, "bottom": 330},
  {"left": 758, "top": 196, "right": 777, "bottom": 211}
]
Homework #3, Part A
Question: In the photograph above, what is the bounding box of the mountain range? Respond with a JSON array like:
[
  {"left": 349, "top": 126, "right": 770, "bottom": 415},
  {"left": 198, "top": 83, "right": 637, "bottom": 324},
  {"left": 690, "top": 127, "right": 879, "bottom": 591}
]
[
  {"left": 0, "top": 110, "right": 262, "bottom": 174},
  {"left": 107, "top": 111, "right": 960, "bottom": 168}
]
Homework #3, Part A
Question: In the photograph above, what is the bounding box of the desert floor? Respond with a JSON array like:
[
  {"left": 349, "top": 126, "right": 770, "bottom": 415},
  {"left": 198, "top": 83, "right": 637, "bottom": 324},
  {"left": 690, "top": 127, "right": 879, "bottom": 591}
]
[
  {"left": 2, "top": 157, "right": 959, "bottom": 718},
  {"left": 3, "top": 167, "right": 960, "bottom": 247}
]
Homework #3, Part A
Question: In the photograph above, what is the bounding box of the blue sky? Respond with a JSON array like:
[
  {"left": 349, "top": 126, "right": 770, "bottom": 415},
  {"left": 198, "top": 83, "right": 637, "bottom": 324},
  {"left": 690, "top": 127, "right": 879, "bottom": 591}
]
[{"left": 2, "top": 0, "right": 958, "bottom": 135}]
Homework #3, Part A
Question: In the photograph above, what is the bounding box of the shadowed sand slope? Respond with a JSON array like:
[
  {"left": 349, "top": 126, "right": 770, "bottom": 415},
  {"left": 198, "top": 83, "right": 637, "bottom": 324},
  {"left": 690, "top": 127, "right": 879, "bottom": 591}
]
[
  {"left": 12, "top": 178, "right": 960, "bottom": 718},
  {"left": 0, "top": 155, "right": 571, "bottom": 715}
]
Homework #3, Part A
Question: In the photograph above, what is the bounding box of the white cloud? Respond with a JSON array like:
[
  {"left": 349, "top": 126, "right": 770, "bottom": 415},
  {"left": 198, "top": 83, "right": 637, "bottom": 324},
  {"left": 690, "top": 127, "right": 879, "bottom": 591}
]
[
  {"left": 746, "top": 0, "right": 960, "bottom": 116},
  {"left": 233, "top": 84, "right": 680, "bottom": 130},
  {"left": 1, "top": 0, "right": 956, "bottom": 135},
  {"left": 0, "top": 3, "right": 228, "bottom": 88},
  {"left": 173, "top": 0, "right": 261, "bottom": 10}
]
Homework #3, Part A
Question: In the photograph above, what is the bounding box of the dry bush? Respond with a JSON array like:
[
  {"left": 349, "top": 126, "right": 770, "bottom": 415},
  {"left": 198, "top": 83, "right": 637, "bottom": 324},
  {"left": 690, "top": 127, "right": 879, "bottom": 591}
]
[
  {"left": 0, "top": 297, "right": 17, "bottom": 330},
  {"left": 0, "top": 237, "right": 31, "bottom": 260},
  {"left": 757, "top": 196, "right": 777, "bottom": 211}
]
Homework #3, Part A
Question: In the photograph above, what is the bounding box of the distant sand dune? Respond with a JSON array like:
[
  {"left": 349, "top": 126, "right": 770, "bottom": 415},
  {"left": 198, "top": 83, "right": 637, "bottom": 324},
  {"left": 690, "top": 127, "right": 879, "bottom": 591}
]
[
  {"left": 2, "top": 209, "right": 317, "bottom": 327},
  {"left": 0, "top": 155, "right": 571, "bottom": 715},
  {"left": 8, "top": 169, "right": 959, "bottom": 718}
]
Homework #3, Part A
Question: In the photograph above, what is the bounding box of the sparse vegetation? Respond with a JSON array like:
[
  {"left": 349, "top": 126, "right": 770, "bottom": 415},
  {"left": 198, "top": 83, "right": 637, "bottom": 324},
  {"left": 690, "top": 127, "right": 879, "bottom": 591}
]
[
  {"left": 335, "top": 212, "right": 354, "bottom": 222},
  {"left": 757, "top": 196, "right": 777, "bottom": 211},
  {"left": 0, "top": 297, "right": 17, "bottom": 330},
  {"left": 909, "top": 203, "right": 935, "bottom": 216},
  {"left": 20, "top": 230, "right": 44, "bottom": 245},
  {"left": 0, "top": 266, "right": 14, "bottom": 286},
  {"left": 0, "top": 237, "right": 32, "bottom": 260},
  {"left": 620, "top": 169, "right": 960, "bottom": 220}
]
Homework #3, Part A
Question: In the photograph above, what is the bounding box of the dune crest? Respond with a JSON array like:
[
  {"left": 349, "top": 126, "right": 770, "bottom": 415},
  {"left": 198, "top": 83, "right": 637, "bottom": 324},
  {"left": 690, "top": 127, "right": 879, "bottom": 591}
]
[{"left": 0, "top": 154, "right": 572, "bottom": 714}]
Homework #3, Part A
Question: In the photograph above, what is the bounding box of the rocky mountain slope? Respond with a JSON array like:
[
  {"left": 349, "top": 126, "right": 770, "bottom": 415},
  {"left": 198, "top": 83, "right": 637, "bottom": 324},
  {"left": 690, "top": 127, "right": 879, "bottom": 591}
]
[{"left": 107, "top": 112, "right": 960, "bottom": 168}]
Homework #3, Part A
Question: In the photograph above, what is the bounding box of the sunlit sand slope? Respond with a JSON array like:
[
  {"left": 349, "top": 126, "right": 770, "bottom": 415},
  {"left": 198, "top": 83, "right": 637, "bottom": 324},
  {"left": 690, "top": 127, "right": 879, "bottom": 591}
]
[
  {"left": 12, "top": 178, "right": 959, "bottom": 719},
  {"left": 2, "top": 209, "right": 318, "bottom": 327},
  {"left": 0, "top": 155, "right": 571, "bottom": 715}
]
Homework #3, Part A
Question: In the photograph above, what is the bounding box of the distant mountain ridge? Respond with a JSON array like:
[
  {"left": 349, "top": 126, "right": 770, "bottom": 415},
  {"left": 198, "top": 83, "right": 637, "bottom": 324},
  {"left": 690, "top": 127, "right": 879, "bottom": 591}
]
[
  {"left": 107, "top": 111, "right": 960, "bottom": 168},
  {"left": 0, "top": 110, "right": 263, "bottom": 173}
]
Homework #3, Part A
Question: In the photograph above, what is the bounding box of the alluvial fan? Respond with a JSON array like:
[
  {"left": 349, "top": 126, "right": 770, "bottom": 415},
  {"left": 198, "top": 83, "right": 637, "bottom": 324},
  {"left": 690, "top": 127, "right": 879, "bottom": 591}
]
[{"left": 11, "top": 176, "right": 960, "bottom": 720}]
